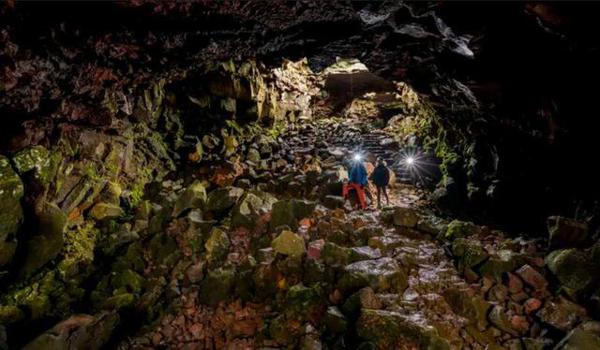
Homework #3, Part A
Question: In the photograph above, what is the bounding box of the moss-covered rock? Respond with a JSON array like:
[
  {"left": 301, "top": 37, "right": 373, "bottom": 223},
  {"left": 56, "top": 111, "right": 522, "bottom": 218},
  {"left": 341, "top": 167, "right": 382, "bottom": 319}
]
[
  {"left": 21, "top": 202, "right": 67, "bottom": 277},
  {"left": 555, "top": 321, "right": 600, "bottom": 350},
  {"left": 89, "top": 202, "right": 124, "bottom": 220},
  {"left": 204, "top": 227, "right": 230, "bottom": 263},
  {"left": 337, "top": 257, "right": 408, "bottom": 294},
  {"left": 270, "top": 199, "right": 316, "bottom": 230},
  {"left": 205, "top": 186, "right": 244, "bottom": 214},
  {"left": 451, "top": 238, "right": 489, "bottom": 275},
  {"left": 356, "top": 309, "right": 450, "bottom": 350},
  {"left": 392, "top": 207, "right": 419, "bottom": 227},
  {"left": 548, "top": 216, "right": 588, "bottom": 249},
  {"left": 443, "top": 220, "right": 478, "bottom": 240},
  {"left": 272, "top": 230, "right": 306, "bottom": 257},
  {"left": 231, "top": 190, "right": 277, "bottom": 228},
  {"left": 22, "top": 312, "right": 119, "bottom": 350},
  {"left": 443, "top": 288, "right": 491, "bottom": 330},
  {"left": 0, "top": 156, "right": 24, "bottom": 268},
  {"left": 198, "top": 267, "right": 236, "bottom": 305},
  {"left": 325, "top": 306, "right": 347, "bottom": 333},
  {"left": 546, "top": 248, "right": 596, "bottom": 295},
  {"left": 478, "top": 250, "right": 524, "bottom": 279},
  {"left": 172, "top": 181, "right": 207, "bottom": 217}
]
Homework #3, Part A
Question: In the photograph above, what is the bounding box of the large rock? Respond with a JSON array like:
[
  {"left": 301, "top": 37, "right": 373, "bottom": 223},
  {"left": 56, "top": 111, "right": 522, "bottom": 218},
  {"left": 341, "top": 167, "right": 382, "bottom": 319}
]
[
  {"left": 443, "top": 220, "right": 478, "bottom": 240},
  {"left": 537, "top": 296, "right": 588, "bottom": 332},
  {"left": 548, "top": 216, "right": 588, "bottom": 249},
  {"left": 204, "top": 227, "right": 230, "bottom": 263},
  {"left": 21, "top": 202, "right": 67, "bottom": 276},
  {"left": 0, "top": 156, "right": 24, "bottom": 268},
  {"left": 198, "top": 267, "right": 236, "bottom": 305},
  {"left": 89, "top": 202, "right": 124, "bottom": 220},
  {"left": 22, "top": 312, "right": 118, "bottom": 350},
  {"left": 392, "top": 207, "right": 419, "bottom": 228},
  {"left": 555, "top": 321, "right": 600, "bottom": 350},
  {"left": 478, "top": 250, "right": 524, "bottom": 279},
  {"left": 356, "top": 309, "right": 450, "bottom": 350},
  {"left": 231, "top": 190, "right": 277, "bottom": 228},
  {"left": 270, "top": 199, "right": 316, "bottom": 230},
  {"left": 172, "top": 181, "right": 207, "bottom": 217},
  {"left": 205, "top": 186, "right": 244, "bottom": 214},
  {"left": 546, "top": 248, "right": 596, "bottom": 295},
  {"left": 271, "top": 230, "right": 306, "bottom": 257},
  {"left": 337, "top": 258, "right": 408, "bottom": 294},
  {"left": 12, "top": 145, "right": 52, "bottom": 182},
  {"left": 443, "top": 288, "right": 491, "bottom": 330},
  {"left": 451, "top": 238, "right": 489, "bottom": 275}
]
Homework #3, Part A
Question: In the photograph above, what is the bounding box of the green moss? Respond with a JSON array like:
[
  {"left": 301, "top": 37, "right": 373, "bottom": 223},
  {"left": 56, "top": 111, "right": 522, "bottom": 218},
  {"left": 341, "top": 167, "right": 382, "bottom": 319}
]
[
  {"left": 444, "top": 220, "right": 477, "bottom": 240},
  {"left": 57, "top": 222, "right": 99, "bottom": 279}
]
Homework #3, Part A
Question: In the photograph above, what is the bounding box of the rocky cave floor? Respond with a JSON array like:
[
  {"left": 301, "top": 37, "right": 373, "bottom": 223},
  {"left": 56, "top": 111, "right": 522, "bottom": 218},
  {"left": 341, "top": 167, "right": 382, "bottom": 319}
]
[{"left": 10, "top": 116, "right": 596, "bottom": 350}]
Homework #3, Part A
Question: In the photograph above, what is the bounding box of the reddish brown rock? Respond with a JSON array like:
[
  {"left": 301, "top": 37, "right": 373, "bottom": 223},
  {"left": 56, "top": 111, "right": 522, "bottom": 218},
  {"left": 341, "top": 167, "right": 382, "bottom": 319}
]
[
  {"left": 506, "top": 273, "right": 524, "bottom": 294},
  {"left": 510, "top": 315, "right": 530, "bottom": 334},
  {"left": 524, "top": 298, "right": 542, "bottom": 315},
  {"left": 516, "top": 264, "right": 548, "bottom": 291}
]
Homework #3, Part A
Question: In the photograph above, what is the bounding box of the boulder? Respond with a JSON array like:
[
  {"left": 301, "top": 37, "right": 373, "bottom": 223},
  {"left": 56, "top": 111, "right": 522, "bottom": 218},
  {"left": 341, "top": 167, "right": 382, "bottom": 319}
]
[
  {"left": 22, "top": 312, "right": 118, "bottom": 350},
  {"left": 12, "top": 145, "right": 51, "bottom": 181},
  {"left": 488, "top": 305, "right": 518, "bottom": 336},
  {"left": 356, "top": 309, "right": 450, "bottom": 350},
  {"left": 546, "top": 248, "right": 596, "bottom": 295},
  {"left": 451, "top": 238, "right": 489, "bottom": 275},
  {"left": 272, "top": 230, "right": 306, "bottom": 257},
  {"left": 231, "top": 190, "right": 277, "bottom": 228},
  {"left": 337, "top": 258, "right": 408, "bottom": 294},
  {"left": 205, "top": 186, "right": 244, "bottom": 214},
  {"left": 89, "top": 202, "right": 124, "bottom": 220},
  {"left": 322, "top": 195, "right": 345, "bottom": 209},
  {"left": 537, "top": 296, "right": 587, "bottom": 332},
  {"left": 21, "top": 202, "right": 67, "bottom": 276},
  {"left": 246, "top": 148, "right": 261, "bottom": 163},
  {"left": 478, "top": 250, "right": 524, "bottom": 279},
  {"left": 171, "top": 181, "right": 206, "bottom": 217},
  {"left": 515, "top": 264, "right": 548, "bottom": 291},
  {"left": 392, "top": 207, "right": 419, "bottom": 227},
  {"left": 443, "top": 288, "right": 491, "bottom": 330},
  {"left": 325, "top": 306, "right": 347, "bottom": 333},
  {"left": 444, "top": 220, "right": 478, "bottom": 240},
  {"left": 0, "top": 156, "right": 24, "bottom": 267},
  {"left": 342, "top": 287, "right": 382, "bottom": 315},
  {"left": 548, "top": 216, "right": 588, "bottom": 249},
  {"left": 204, "top": 227, "right": 230, "bottom": 263},
  {"left": 198, "top": 267, "right": 236, "bottom": 305},
  {"left": 555, "top": 321, "right": 600, "bottom": 350},
  {"left": 270, "top": 199, "right": 316, "bottom": 230}
]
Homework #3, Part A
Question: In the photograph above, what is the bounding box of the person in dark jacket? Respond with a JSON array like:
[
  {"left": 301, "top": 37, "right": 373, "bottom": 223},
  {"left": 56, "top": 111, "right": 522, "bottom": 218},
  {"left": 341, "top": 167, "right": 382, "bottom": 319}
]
[{"left": 370, "top": 158, "right": 390, "bottom": 208}]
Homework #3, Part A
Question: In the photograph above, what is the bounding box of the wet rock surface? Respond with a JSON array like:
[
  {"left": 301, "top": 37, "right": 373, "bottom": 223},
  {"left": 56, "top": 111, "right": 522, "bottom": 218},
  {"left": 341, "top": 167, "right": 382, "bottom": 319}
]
[{"left": 1, "top": 2, "right": 600, "bottom": 350}]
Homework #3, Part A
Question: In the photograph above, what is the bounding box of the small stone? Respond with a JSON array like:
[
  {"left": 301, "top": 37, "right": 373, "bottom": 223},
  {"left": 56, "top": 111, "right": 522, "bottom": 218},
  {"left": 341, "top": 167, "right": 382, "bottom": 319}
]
[
  {"left": 307, "top": 239, "right": 325, "bottom": 260},
  {"left": 509, "top": 315, "right": 530, "bottom": 334},
  {"left": 524, "top": 298, "right": 542, "bottom": 315}
]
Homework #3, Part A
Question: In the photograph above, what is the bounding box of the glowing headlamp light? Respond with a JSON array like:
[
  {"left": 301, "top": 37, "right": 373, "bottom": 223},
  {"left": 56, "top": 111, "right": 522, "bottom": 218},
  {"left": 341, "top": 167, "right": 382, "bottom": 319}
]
[
  {"left": 405, "top": 156, "right": 415, "bottom": 165},
  {"left": 353, "top": 153, "right": 362, "bottom": 162}
]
